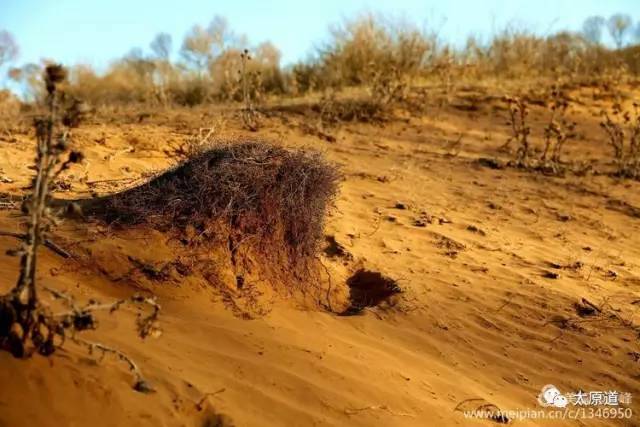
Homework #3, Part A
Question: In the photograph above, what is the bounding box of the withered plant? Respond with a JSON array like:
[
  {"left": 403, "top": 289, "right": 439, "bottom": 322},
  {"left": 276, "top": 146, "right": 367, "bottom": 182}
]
[
  {"left": 368, "top": 65, "right": 408, "bottom": 109},
  {"left": 600, "top": 102, "right": 640, "bottom": 178},
  {"left": 314, "top": 87, "right": 388, "bottom": 127},
  {"left": 0, "top": 65, "right": 161, "bottom": 392},
  {"left": 240, "top": 49, "right": 260, "bottom": 131},
  {"left": 430, "top": 48, "right": 456, "bottom": 105},
  {"left": 502, "top": 96, "right": 531, "bottom": 165},
  {"left": 541, "top": 87, "right": 577, "bottom": 169}
]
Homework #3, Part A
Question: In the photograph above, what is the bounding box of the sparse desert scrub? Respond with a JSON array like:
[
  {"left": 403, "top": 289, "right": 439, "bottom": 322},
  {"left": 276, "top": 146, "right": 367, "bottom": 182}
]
[
  {"left": 66, "top": 61, "right": 158, "bottom": 105},
  {"left": 284, "top": 14, "right": 434, "bottom": 126},
  {"left": 312, "top": 14, "right": 431, "bottom": 110},
  {"left": 9, "top": 14, "right": 637, "bottom": 113},
  {"left": 57, "top": 19, "right": 283, "bottom": 107},
  {"left": 329, "top": 14, "right": 430, "bottom": 87},
  {"left": 465, "top": 29, "right": 635, "bottom": 81},
  {"left": 499, "top": 86, "right": 580, "bottom": 174}
]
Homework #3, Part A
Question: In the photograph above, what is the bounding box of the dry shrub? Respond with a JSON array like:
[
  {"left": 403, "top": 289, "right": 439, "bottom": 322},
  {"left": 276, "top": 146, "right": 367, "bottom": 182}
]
[
  {"left": 67, "top": 61, "right": 157, "bottom": 105},
  {"left": 600, "top": 102, "right": 640, "bottom": 178},
  {"left": 10, "top": 15, "right": 640, "bottom": 111},
  {"left": 87, "top": 142, "right": 340, "bottom": 260},
  {"left": 211, "top": 43, "right": 285, "bottom": 102},
  {"left": 541, "top": 87, "right": 576, "bottom": 168},
  {"left": 65, "top": 40, "right": 284, "bottom": 107},
  {"left": 0, "top": 89, "right": 21, "bottom": 138},
  {"left": 292, "top": 14, "right": 433, "bottom": 124},
  {"left": 288, "top": 61, "right": 323, "bottom": 94},
  {"left": 458, "top": 29, "right": 636, "bottom": 82},
  {"left": 320, "top": 14, "right": 430, "bottom": 86},
  {"left": 304, "top": 13, "right": 431, "bottom": 104},
  {"left": 500, "top": 90, "right": 577, "bottom": 174},
  {"left": 502, "top": 96, "right": 531, "bottom": 164},
  {"left": 617, "top": 45, "right": 640, "bottom": 75},
  {"left": 315, "top": 92, "right": 387, "bottom": 124},
  {"left": 485, "top": 30, "right": 580, "bottom": 78},
  {"left": 170, "top": 75, "right": 210, "bottom": 106}
]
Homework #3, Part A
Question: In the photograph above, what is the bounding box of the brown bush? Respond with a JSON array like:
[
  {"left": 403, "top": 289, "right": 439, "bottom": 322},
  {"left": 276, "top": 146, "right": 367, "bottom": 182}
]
[
  {"left": 86, "top": 142, "right": 341, "bottom": 259},
  {"left": 0, "top": 89, "right": 20, "bottom": 131},
  {"left": 211, "top": 43, "right": 285, "bottom": 102},
  {"left": 459, "top": 29, "right": 634, "bottom": 81},
  {"left": 600, "top": 102, "right": 640, "bottom": 178},
  {"left": 314, "top": 13, "right": 432, "bottom": 90},
  {"left": 9, "top": 14, "right": 640, "bottom": 108}
]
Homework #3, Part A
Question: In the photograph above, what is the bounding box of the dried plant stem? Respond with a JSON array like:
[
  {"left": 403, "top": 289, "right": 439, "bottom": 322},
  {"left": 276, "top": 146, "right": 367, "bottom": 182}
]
[
  {"left": 195, "top": 388, "right": 226, "bottom": 410},
  {"left": 240, "top": 49, "right": 258, "bottom": 131},
  {"left": 502, "top": 96, "right": 530, "bottom": 165},
  {"left": 44, "top": 286, "right": 161, "bottom": 339},
  {"left": 0, "top": 230, "right": 71, "bottom": 258},
  {"left": 600, "top": 103, "right": 640, "bottom": 178},
  {"left": 70, "top": 336, "right": 150, "bottom": 390},
  {"left": 13, "top": 84, "right": 59, "bottom": 310}
]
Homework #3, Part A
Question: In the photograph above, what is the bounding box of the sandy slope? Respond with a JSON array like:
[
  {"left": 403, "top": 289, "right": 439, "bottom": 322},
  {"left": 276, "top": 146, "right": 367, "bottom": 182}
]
[{"left": 0, "top": 88, "right": 639, "bottom": 426}]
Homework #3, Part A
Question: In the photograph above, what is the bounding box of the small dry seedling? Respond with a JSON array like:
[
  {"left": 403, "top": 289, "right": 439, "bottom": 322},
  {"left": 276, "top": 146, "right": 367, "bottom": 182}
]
[{"left": 0, "top": 65, "right": 161, "bottom": 392}]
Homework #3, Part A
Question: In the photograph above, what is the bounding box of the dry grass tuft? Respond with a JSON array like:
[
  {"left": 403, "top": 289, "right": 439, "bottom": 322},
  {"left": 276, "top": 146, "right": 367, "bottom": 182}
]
[{"left": 87, "top": 142, "right": 341, "bottom": 260}]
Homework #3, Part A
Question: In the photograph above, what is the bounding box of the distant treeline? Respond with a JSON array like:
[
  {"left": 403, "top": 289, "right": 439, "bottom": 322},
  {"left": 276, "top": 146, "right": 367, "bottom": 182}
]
[{"left": 1, "top": 12, "right": 640, "bottom": 106}]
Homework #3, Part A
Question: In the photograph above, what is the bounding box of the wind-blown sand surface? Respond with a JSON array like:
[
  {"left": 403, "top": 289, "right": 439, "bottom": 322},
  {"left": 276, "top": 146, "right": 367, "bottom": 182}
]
[{"left": 0, "top": 86, "right": 639, "bottom": 426}]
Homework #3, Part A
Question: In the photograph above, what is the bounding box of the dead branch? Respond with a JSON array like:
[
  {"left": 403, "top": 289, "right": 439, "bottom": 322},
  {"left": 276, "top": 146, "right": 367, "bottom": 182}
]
[
  {"left": 195, "top": 388, "right": 227, "bottom": 411},
  {"left": 0, "top": 230, "right": 71, "bottom": 258},
  {"left": 71, "top": 336, "right": 154, "bottom": 393},
  {"left": 44, "top": 287, "right": 162, "bottom": 340},
  {"left": 344, "top": 404, "right": 415, "bottom": 418}
]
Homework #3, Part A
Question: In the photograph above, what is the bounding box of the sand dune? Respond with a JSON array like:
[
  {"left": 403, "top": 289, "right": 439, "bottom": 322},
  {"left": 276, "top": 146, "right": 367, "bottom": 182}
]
[{"left": 1, "top": 87, "right": 639, "bottom": 426}]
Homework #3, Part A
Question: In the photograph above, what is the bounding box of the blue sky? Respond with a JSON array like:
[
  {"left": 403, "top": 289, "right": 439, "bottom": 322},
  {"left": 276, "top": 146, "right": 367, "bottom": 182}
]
[{"left": 0, "top": 0, "right": 638, "bottom": 69}]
